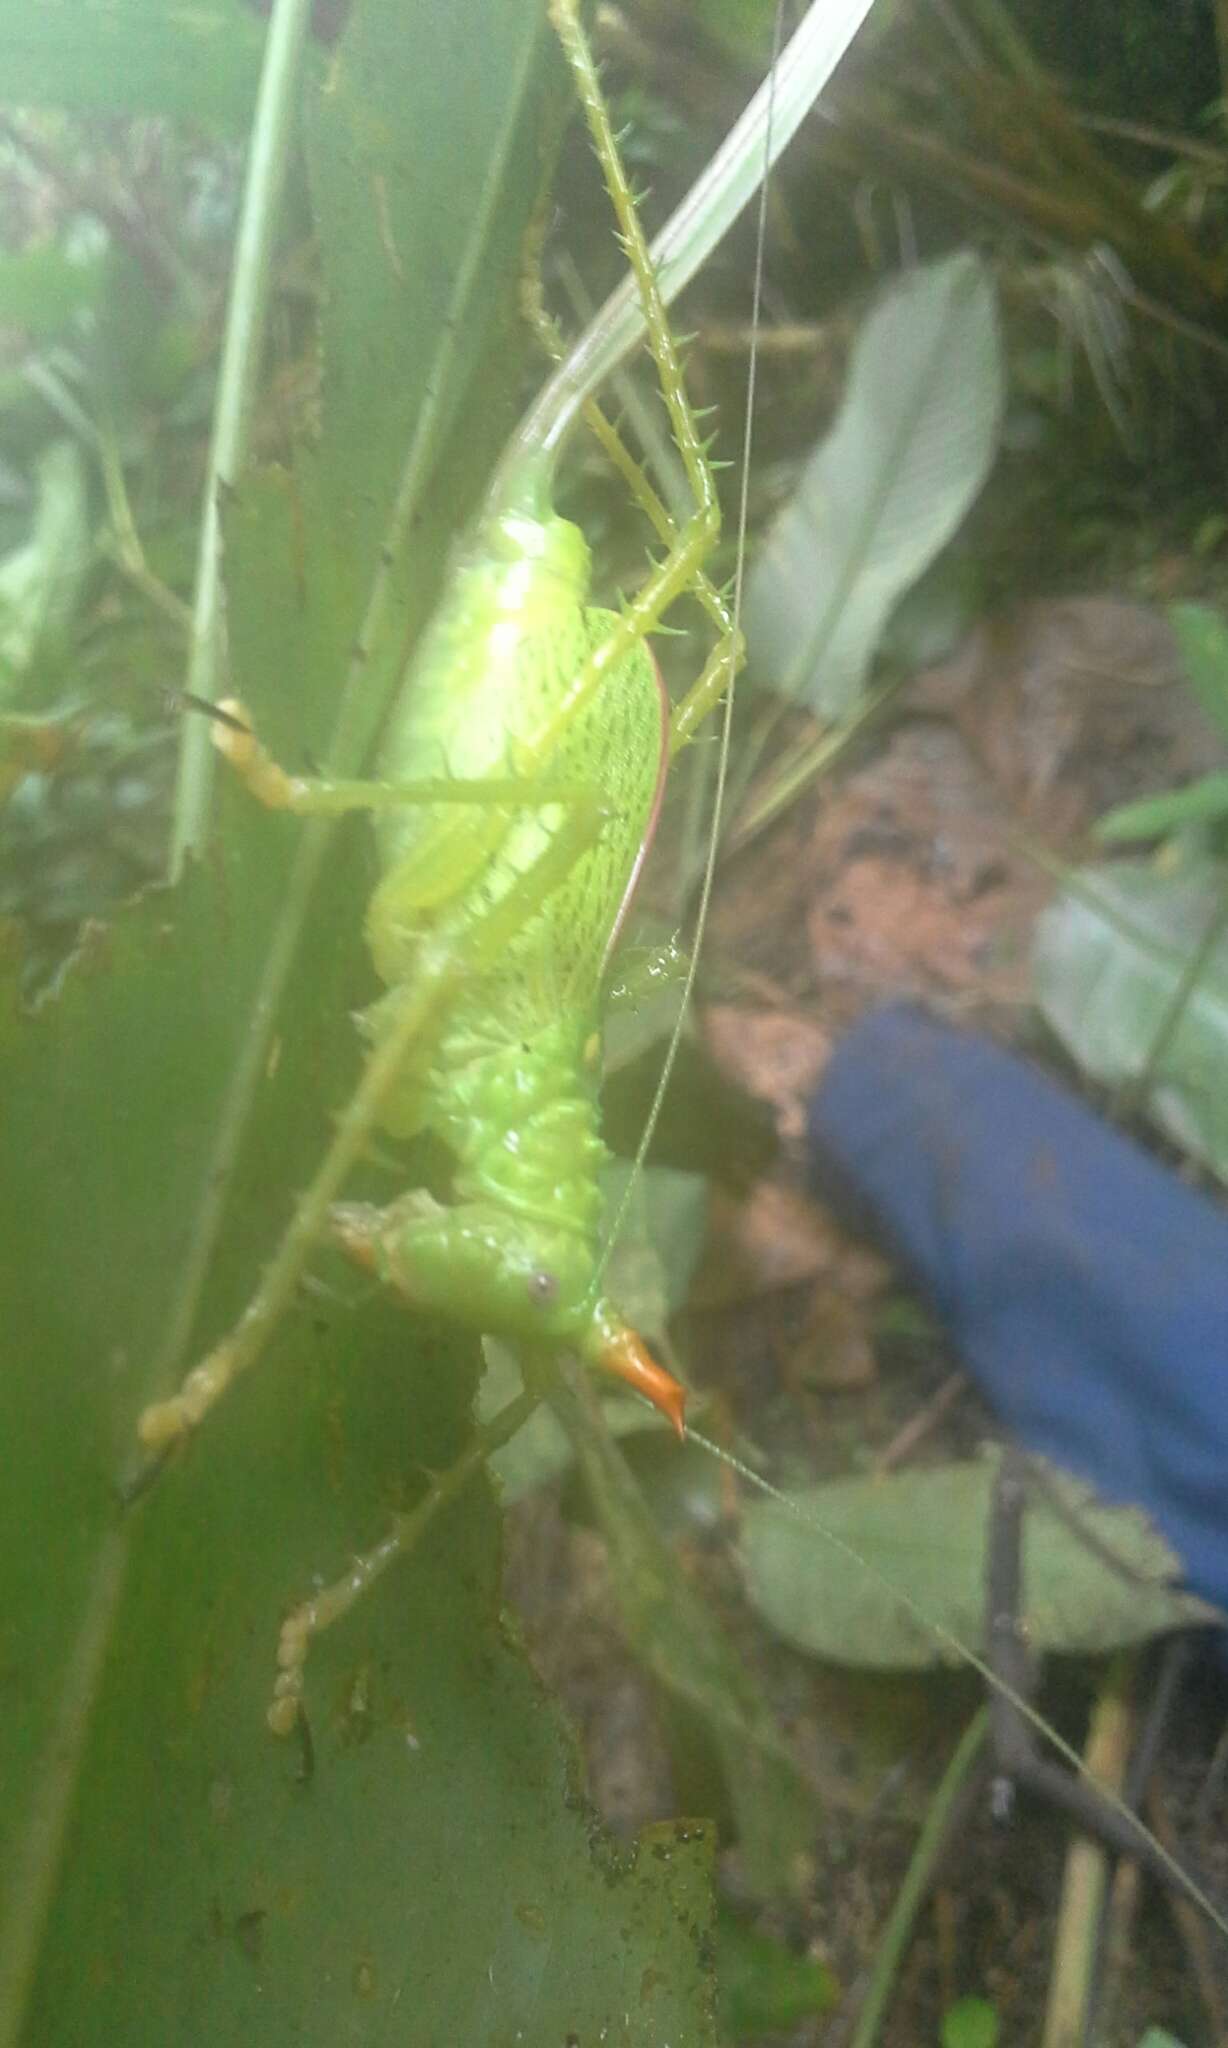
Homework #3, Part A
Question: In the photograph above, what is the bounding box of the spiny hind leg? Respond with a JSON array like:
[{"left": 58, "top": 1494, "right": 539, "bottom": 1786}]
[
  {"left": 212, "top": 697, "right": 593, "bottom": 819},
  {"left": 268, "top": 1383, "right": 540, "bottom": 1738},
  {"left": 521, "top": 206, "right": 741, "bottom": 745},
  {"left": 137, "top": 797, "right": 609, "bottom": 1458},
  {"left": 211, "top": 694, "right": 619, "bottom": 918},
  {"left": 514, "top": 0, "right": 734, "bottom": 769}
]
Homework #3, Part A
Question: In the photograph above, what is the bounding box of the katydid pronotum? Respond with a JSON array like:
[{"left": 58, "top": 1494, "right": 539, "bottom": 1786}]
[{"left": 133, "top": 0, "right": 1227, "bottom": 1946}]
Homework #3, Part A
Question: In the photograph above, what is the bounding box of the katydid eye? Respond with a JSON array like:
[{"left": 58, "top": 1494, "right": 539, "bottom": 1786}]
[{"left": 527, "top": 1270, "right": 558, "bottom": 1309}]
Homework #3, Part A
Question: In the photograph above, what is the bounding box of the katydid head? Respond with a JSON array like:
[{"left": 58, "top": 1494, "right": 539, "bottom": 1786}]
[
  {"left": 329, "top": 1192, "right": 686, "bottom": 1436},
  {"left": 331, "top": 1189, "right": 597, "bottom": 1336}
]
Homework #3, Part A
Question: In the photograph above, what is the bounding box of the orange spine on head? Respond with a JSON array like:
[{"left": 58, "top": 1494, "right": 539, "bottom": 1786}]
[{"left": 592, "top": 1318, "right": 687, "bottom": 1438}]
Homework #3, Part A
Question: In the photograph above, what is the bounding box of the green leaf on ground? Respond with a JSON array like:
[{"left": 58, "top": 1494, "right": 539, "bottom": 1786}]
[
  {"left": 740, "top": 1454, "right": 1217, "bottom": 1670},
  {"left": 1033, "top": 854, "right": 1228, "bottom": 1180},
  {"left": 744, "top": 250, "right": 1003, "bottom": 717}
]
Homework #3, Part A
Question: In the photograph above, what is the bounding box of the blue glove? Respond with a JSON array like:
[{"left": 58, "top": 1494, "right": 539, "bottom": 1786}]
[{"left": 807, "top": 1003, "right": 1228, "bottom": 1617}]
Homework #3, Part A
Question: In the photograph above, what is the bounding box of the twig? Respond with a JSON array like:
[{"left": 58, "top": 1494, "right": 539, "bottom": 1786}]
[
  {"left": 1041, "top": 1659, "right": 1135, "bottom": 2048},
  {"left": 1147, "top": 1777, "right": 1228, "bottom": 2044},
  {"left": 873, "top": 1371, "right": 965, "bottom": 1476}
]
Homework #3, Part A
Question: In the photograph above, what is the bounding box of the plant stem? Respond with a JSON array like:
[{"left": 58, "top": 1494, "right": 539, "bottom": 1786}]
[
  {"left": 850, "top": 1709, "right": 990, "bottom": 2048},
  {"left": 168, "top": 0, "right": 315, "bottom": 876},
  {"left": 1041, "top": 1659, "right": 1135, "bottom": 2048}
]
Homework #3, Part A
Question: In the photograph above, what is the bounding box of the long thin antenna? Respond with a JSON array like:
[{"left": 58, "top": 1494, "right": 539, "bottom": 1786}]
[{"left": 690, "top": 1430, "right": 1228, "bottom": 1941}]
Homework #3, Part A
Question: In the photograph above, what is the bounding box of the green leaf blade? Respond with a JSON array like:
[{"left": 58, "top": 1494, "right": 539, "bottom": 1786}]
[
  {"left": 308, "top": 0, "right": 557, "bottom": 602},
  {"left": 3, "top": 828, "right": 719, "bottom": 2045},
  {"left": 739, "top": 1457, "right": 1216, "bottom": 1671},
  {"left": 1033, "top": 856, "right": 1228, "bottom": 1179},
  {"left": 1170, "top": 603, "right": 1228, "bottom": 746},
  {"left": 1095, "top": 772, "right": 1228, "bottom": 843},
  {"left": 744, "top": 251, "right": 1003, "bottom": 717},
  {"left": 1, "top": 2, "right": 724, "bottom": 2036}
]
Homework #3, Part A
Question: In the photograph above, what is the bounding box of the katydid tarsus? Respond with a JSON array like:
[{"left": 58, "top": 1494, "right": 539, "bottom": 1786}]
[{"left": 134, "top": 0, "right": 1227, "bottom": 1943}]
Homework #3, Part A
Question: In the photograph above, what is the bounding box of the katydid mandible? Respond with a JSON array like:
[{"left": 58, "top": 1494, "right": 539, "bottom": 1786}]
[{"left": 137, "top": 0, "right": 742, "bottom": 1733}]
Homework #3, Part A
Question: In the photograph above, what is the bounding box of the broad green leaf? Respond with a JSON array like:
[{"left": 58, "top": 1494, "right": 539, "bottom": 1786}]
[
  {"left": 744, "top": 251, "right": 1003, "bottom": 717},
  {"left": 0, "top": 0, "right": 267, "bottom": 124},
  {"left": 1032, "top": 855, "right": 1228, "bottom": 1179},
  {"left": 0, "top": 441, "right": 90, "bottom": 691},
  {"left": 1170, "top": 602, "right": 1228, "bottom": 746},
  {"left": 739, "top": 1455, "right": 1217, "bottom": 1671},
  {"left": 305, "top": 0, "right": 562, "bottom": 674},
  {"left": 2, "top": 2, "right": 721, "bottom": 2039},
  {"left": 0, "top": 847, "right": 717, "bottom": 2047}
]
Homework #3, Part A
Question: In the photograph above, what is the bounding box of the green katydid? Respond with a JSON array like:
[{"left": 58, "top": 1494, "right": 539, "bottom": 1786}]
[
  {"left": 136, "top": 0, "right": 870, "bottom": 1737},
  {"left": 126, "top": 0, "right": 1228, "bottom": 1955}
]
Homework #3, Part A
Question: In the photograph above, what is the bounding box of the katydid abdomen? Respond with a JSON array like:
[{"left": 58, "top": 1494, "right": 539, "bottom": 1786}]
[{"left": 331, "top": 477, "right": 682, "bottom": 1422}]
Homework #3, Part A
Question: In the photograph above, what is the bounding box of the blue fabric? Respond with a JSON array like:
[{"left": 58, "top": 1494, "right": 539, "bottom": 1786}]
[{"left": 807, "top": 1003, "right": 1228, "bottom": 1617}]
